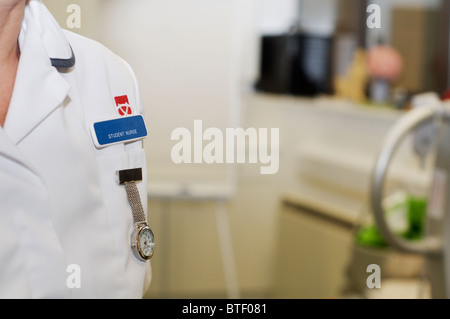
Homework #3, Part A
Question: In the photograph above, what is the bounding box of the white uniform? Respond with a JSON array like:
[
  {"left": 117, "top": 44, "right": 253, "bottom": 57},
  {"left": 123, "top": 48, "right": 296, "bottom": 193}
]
[{"left": 0, "top": 0, "right": 151, "bottom": 298}]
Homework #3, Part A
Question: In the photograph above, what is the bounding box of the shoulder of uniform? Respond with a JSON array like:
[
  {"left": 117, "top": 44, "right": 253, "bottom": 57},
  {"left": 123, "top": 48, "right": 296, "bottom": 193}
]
[
  {"left": 62, "top": 29, "right": 144, "bottom": 115},
  {"left": 62, "top": 29, "right": 134, "bottom": 78}
]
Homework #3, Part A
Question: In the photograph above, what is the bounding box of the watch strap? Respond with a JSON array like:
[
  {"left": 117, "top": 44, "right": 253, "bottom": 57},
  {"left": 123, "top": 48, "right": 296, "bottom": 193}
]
[{"left": 124, "top": 182, "right": 147, "bottom": 224}]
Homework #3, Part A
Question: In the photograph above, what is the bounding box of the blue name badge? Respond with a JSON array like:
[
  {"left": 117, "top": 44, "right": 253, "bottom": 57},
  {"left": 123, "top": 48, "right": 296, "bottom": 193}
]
[{"left": 91, "top": 115, "right": 147, "bottom": 148}]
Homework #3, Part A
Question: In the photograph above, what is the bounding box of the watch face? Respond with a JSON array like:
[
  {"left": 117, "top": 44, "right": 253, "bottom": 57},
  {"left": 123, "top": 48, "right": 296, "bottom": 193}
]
[{"left": 138, "top": 227, "right": 155, "bottom": 259}]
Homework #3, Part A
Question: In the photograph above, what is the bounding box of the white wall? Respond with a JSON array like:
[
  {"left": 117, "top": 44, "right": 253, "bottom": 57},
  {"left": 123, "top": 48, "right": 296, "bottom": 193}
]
[
  {"left": 42, "top": 0, "right": 102, "bottom": 40},
  {"left": 300, "top": 0, "right": 337, "bottom": 36},
  {"left": 258, "top": 0, "right": 338, "bottom": 37},
  {"left": 258, "top": 0, "right": 299, "bottom": 34},
  {"left": 94, "top": 0, "right": 262, "bottom": 200}
]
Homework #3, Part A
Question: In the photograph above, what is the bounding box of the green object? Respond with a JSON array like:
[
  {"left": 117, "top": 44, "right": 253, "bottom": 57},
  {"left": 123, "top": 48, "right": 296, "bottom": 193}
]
[
  {"left": 404, "top": 196, "right": 427, "bottom": 240},
  {"left": 355, "top": 224, "right": 389, "bottom": 248},
  {"left": 355, "top": 195, "right": 427, "bottom": 248}
]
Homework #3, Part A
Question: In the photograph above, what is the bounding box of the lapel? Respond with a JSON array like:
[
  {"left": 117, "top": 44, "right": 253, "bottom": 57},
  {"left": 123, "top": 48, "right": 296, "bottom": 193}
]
[
  {"left": 3, "top": 0, "right": 73, "bottom": 145},
  {"left": 0, "top": 128, "right": 35, "bottom": 172}
]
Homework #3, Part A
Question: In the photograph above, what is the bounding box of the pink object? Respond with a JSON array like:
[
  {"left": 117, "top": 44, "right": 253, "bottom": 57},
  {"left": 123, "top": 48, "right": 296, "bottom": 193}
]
[{"left": 366, "top": 45, "right": 403, "bottom": 80}]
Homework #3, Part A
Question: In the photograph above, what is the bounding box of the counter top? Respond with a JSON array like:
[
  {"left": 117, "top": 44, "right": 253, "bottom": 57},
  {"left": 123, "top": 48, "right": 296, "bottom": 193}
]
[
  {"left": 247, "top": 93, "right": 406, "bottom": 122},
  {"left": 281, "top": 184, "right": 364, "bottom": 229}
]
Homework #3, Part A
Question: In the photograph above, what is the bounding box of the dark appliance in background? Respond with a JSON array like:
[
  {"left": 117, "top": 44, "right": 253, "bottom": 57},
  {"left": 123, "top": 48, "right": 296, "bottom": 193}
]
[{"left": 255, "top": 33, "right": 334, "bottom": 97}]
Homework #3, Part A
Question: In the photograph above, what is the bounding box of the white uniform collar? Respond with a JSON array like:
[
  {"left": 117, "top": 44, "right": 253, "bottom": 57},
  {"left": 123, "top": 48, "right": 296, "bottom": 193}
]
[
  {"left": 3, "top": 0, "right": 72, "bottom": 144},
  {"left": 19, "top": 0, "right": 75, "bottom": 68}
]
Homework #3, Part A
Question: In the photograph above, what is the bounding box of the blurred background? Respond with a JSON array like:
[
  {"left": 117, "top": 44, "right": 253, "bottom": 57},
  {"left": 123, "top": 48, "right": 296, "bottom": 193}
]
[{"left": 43, "top": 0, "right": 450, "bottom": 299}]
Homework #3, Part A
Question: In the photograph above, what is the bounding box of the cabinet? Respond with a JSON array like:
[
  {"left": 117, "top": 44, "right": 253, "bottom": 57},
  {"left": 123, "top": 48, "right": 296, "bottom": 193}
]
[{"left": 272, "top": 193, "right": 356, "bottom": 299}]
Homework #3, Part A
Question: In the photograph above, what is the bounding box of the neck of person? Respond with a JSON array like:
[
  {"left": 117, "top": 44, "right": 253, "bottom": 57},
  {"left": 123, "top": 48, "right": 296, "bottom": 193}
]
[{"left": 0, "top": 1, "right": 25, "bottom": 127}]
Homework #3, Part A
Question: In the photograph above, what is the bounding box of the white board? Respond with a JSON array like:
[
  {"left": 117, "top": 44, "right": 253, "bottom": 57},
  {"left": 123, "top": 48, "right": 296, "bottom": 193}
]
[{"left": 98, "top": 0, "right": 243, "bottom": 199}]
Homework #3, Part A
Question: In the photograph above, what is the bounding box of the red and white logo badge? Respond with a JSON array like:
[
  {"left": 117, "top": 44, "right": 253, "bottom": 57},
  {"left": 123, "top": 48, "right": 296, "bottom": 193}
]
[{"left": 115, "top": 95, "right": 133, "bottom": 116}]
